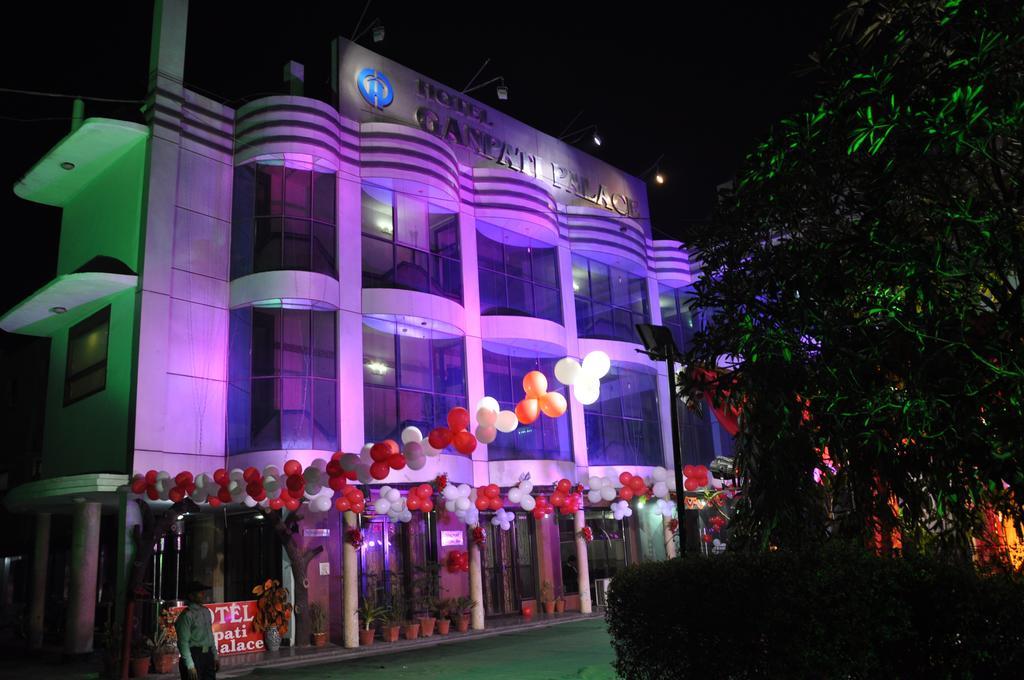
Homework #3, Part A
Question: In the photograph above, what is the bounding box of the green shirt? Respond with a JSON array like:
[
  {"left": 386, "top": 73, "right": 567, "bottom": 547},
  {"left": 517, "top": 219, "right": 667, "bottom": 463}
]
[{"left": 175, "top": 602, "right": 218, "bottom": 669}]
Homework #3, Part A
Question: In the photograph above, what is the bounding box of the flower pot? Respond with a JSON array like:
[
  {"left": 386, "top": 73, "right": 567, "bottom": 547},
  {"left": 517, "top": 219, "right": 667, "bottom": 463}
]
[
  {"left": 152, "top": 651, "right": 177, "bottom": 674},
  {"left": 555, "top": 599, "right": 565, "bottom": 613},
  {"left": 359, "top": 628, "right": 376, "bottom": 646},
  {"left": 521, "top": 603, "right": 534, "bottom": 618},
  {"left": 311, "top": 632, "right": 328, "bottom": 647},
  {"left": 455, "top": 614, "right": 470, "bottom": 633},
  {"left": 130, "top": 656, "right": 150, "bottom": 678},
  {"left": 384, "top": 625, "right": 401, "bottom": 642},
  {"left": 403, "top": 623, "right": 420, "bottom": 640},
  {"left": 418, "top": 616, "right": 436, "bottom": 637},
  {"left": 542, "top": 601, "right": 555, "bottom": 614},
  {"left": 264, "top": 626, "right": 282, "bottom": 652},
  {"left": 436, "top": 618, "right": 450, "bottom": 635}
]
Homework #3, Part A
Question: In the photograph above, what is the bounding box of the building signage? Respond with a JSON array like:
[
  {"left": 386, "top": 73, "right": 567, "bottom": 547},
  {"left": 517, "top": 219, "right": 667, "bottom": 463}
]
[
  {"left": 356, "top": 68, "right": 394, "bottom": 110},
  {"left": 170, "top": 600, "right": 265, "bottom": 656},
  {"left": 441, "top": 530, "right": 465, "bottom": 547}
]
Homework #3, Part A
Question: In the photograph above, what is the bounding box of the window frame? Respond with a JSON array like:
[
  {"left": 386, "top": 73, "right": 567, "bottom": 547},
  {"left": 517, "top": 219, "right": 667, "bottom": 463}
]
[
  {"left": 63, "top": 305, "right": 111, "bottom": 406},
  {"left": 476, "top": 231, "right": 562, "bottom": 323},
  {"left": 572, "top": 255, "right": 650, "bottom": 343}
]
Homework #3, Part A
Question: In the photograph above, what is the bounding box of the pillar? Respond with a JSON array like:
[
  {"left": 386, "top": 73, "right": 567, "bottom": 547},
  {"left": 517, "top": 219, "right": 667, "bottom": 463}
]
[
  {"left": 65, "top": 501, "right": 101, "bottom": 655},
  {"left": 342, "top": 511, "right": 358, "bottom": 648},
  {"left": 468, "top": 537, "right": 484, "bottom": 630},
  {"left": 573, "top": 511, "right": 592, "bottom": 614},
  {"left": 29, "top": 513, "right": 51, "bottom": 649}
]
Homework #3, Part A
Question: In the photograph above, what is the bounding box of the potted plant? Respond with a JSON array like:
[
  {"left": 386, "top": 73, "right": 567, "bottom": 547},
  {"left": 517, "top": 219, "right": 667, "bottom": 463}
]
[
  {"left": 434, "top": 598, "right": 452, "bottom": 635},
  {"left": 151, "top": 618, "right": 179, "bottom": 674},
  {"left": 414, "top": 563, "right": 442, "bottom": 637},
  {"left": 358, "top": 598, "right": 386, "bottom": 646},
  {"left": 540, "top": 581, "right": 555, "bottom": 614},
  {"left": 451, "top": 596, "right": 474, "bottom": 633},
  {"left": 130, "top": 638, "right": 153, "bottom": 678},
  {"left": 310, "top": 602, "right": 328, "bottom": 647},
  {"left": 521, "top": 601, "right": 534, "bottom": 619},
  {"left": 555, "top": 593, "right": 566, "bottom": 614},
  {"left": 382, "top": 589, "right": 404, "bottom": 643},
  {"left": 252, "top": 578, "right": 292, "bottom": 652}
]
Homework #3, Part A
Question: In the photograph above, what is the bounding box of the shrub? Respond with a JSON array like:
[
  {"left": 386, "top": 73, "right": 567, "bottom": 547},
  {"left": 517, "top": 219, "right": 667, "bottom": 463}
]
[{"left": 606, "top": 543, "right": 1024, "bottom": 679}]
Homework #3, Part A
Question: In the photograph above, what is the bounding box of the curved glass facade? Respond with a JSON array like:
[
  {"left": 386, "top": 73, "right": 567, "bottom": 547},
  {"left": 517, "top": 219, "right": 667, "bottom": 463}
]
[
  {"left": 583, "top": 366, "right": 663, "bottom": 466},
  {"left": 231, "top": 158, "right": 337, "bottom": 279},
  {"left": 477, "top": 230, "right": 561, "bottom": 323},
  {"left": 572, "top": 254, "right": 650, "bottom": 343},
  {"left": 658, "top": 284, "right": 699, "bottom": 353},
  {"left": 227, "top": 307, "right": 338, "bottom": 454}
]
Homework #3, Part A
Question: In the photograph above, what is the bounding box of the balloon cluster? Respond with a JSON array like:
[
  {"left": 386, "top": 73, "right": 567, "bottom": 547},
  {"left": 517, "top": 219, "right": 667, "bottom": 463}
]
[
  {"left": 683, "top": 465, "right": 710, "bottom": 491},
  {"left": 326, "top": 456, "right": 351, "bottom": 492},
  {"left": 446, "top": 550, "right": 469, "bottom": 573},
  {"left": 514, "top": 371, "right": 568, "bottom": 425},
  {"left": 532, "top": 494, "right": 553, "bottom": 520},
  {"left": 506, "top": 477, "right": 537, "bottom": 512},
  {"left": 578, "top": 526, "right": 594, "bottom": 543},
  {"left": 475, "top": 484, "right": 503, "bottom": 511},
  {"left": 472, "top": 526, "right": 486, "bottom": 547},
  {"left": 610, "top": 499, "right": 633, "bottom": 520},
  {"left": 491, "top": 508, "right": 515, "bottom": 531},
  {"left": 131, "top": 470, "right": 183, "bottom": 502},
  {"left": 650, "top": 466, "right": 677, "bottom": 500},
  {"left": 210, "top": 469, "right": 234, "bottom": 507},
  {"left": 554, "top": 351, "right": 611, "bottom": 405},
  {"left": 586, "top": 476, "right": 619, "bottom": 504},
  {"left": 407, "top": 483, "right": 435, "bottom": 512},
  {"left": 655, "top": 498, "right": 676, "bottom": 518},
  {"left": 334, "top": 484, "right": 365, "bottom": 514},
  {"left": 399, "top": 426, "right": 432, "bottom": 471},
  {"left": 441, "top": 483, "right": 479, "bottom": 526},
  {"left": 429, "top": 407, "right": 478, "bottom": 455},
  {"left": 369, "top": 440, "right": 405, "bottom": 481},
  {"left": 617, "top": 471, "right": 649, "bottom": 501},
  {"left": 550, "top": 478, "right": 582, "bottom": 515},
  {"left": 373, "top": 485, "right": 412, "bottom": 523},
  {"left": 474, "top": 397, "right": 500, "bottom": 444}
]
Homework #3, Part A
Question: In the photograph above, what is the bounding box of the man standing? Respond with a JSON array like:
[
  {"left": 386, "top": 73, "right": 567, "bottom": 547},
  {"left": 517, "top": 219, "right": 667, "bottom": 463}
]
[{"left": 175, "top": 580, "right": 220, "bottom": 680}]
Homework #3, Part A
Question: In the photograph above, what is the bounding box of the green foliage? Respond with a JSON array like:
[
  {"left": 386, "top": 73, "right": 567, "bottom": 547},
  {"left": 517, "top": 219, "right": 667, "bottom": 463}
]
[
  {"left": 683, "top": 0, "right": 1024, "bottom": 555},
  {"left": 309, "top": 601, "right": 326, "bottom": 634},
  {"left": 358, "top": 598, "right": 387, "bottom": 631},
  {"left": 606, "top": 545, "right": 1024, "bottom": 679}
]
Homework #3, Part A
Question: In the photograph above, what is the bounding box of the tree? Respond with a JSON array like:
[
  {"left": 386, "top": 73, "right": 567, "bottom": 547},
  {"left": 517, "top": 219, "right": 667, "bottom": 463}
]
[
  {"left": 683, "top": 0, "right": 1024, "bottom": 559},
  {"left": 258, "top": 507, "right": 323, "bottom": 647}
]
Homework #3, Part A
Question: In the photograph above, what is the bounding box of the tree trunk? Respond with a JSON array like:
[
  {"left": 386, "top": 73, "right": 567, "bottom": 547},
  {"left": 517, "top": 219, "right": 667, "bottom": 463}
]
[{"left": 262, "top": 508, "right": 323, "bottom": 647}]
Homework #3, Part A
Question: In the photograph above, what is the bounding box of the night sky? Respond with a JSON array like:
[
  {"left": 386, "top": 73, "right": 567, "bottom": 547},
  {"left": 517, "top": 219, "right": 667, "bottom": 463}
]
[{"left": 0, "top": 0, "right": 847, "bottom": 317}]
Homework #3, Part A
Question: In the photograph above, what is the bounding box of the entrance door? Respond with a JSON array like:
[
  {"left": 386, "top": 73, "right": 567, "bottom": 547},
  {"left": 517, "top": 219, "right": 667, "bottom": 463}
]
[
  {"left": 482, "top": 512, "right": 536, "bottom": 615},
  {"left": 358, "top": 518, "right": 395, "bottom": 606}
]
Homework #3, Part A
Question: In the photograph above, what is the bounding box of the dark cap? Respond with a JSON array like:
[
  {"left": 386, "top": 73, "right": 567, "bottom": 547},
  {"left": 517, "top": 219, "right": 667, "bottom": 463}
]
[{"left": 183, "top": 580, "right": 212, "bottom": 595}]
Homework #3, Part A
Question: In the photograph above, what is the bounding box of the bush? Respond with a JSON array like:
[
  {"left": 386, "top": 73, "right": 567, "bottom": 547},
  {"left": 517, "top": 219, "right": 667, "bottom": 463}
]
[{"left": 606, "top": 543, "right": 1024, "bottom": 679}]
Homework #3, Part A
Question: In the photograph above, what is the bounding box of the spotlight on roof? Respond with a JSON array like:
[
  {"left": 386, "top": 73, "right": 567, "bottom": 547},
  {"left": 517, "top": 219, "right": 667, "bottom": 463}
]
[
  {"left": 655, "top": 172, "right": 665, "bottom": 184},
  {"left": 496, "top": 82, "right": 509, "bottom": 101},
  {"left": 592, "top": 130, "right": 602, "bottom": 147},
  {"left": 372, "top": 26, "right": 385, "bottom": 42}
]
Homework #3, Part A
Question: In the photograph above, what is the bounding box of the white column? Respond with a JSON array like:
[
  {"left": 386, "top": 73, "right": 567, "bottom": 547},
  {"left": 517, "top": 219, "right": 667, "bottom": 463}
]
[
  {"left": 468, "top": 539, "right": 485, "bottom": 630},
  {"left": 342, "top": 511, "right": 359, "bottom": 648},
  {"left": 65, "top": 500, "right": 101, "bottom": 655},
  {"left": 573, "top": 510, "right": 592, "bottom": 613},
  {"left": 29, "top": 513, "right": 50, "bottom": 650}
]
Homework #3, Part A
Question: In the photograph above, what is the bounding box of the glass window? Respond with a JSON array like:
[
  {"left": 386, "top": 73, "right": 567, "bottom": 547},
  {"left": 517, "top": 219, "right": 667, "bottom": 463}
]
[
  {"left": 476, "top": 229, "right": 562, "bottom": 324},
  {"left": 361, "top": 185, "right": 462, "bottom": 303},
  {"left": 658, "top": 285, "right": 698, "bottom": 353},
  {"left": 362, "top": 323, "right": 467, "bottom": 443},
  {"left": 64, "top": 306, "right": 110, "bottom": 405},
  {"left": 228, "top": 308, "right": 337, "bottom": 454},
  {"left": 231, "top": 160, "right": 336, "bottom": 279},
  {"left": 573, "top": 255, "right": 650, "bottom": 343},
  {"left": 584, "top": 366, "right": 662, "bottom": 466},
  {"left": 482, "top": 350, "right": 572, "bottom": 461}
]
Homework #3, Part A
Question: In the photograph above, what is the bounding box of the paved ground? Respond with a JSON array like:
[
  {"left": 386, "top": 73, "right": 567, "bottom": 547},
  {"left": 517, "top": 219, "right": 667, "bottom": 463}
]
[{"left": 250, "top": 618, "right": 617, "bottom": 680}]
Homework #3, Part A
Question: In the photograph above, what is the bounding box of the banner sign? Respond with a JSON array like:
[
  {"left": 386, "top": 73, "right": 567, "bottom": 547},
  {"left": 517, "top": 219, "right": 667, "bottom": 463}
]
[{"left": 170, "top": 600, "right": 265, "bottom": 656}]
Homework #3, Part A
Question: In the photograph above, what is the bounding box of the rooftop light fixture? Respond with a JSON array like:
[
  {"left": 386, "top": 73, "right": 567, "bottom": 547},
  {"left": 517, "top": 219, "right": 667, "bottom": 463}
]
[
  {"left": 462, "top": 58, "right": 509, "bottom": 101},
  {"left": 557, "top": 111, "right": 604, "bottom": 148},
  {"left": 640, "top": 153, "right": 667, "bottom": 185},
  {"left": 372, "top": 25, "right": 385, "bottom": 42}
]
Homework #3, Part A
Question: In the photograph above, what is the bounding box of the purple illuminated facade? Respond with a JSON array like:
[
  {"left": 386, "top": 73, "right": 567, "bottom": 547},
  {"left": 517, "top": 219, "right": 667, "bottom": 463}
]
[{"left": 0, "top": 0, "right": 732, "bottom": 655}]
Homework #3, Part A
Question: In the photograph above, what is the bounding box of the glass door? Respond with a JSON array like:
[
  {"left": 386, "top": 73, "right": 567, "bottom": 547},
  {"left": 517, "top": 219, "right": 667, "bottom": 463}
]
[{"left": 481, "top": 512, "right": 536, "bottom": 615}]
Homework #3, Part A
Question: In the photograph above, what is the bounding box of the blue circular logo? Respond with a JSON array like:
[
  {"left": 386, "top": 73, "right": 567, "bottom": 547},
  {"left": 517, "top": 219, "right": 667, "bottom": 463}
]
[{"left": 357, "top": 68, "right": 394, "bottom": 109}]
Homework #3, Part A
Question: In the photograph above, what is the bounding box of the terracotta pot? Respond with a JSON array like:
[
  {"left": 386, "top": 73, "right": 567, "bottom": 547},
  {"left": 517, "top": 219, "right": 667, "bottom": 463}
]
[
  {"left": 152, "top": 651, "right": 176, "bottom": 674},
  {"left": 436, "top": 618, "right": 450, "bottom": 635},
  {"left": 312, "top": 632, "right": 328, "bottom": 647},
  {"left": 403, "top": 623, "right": 420, "bottom": 640},
  {"left": 555, "top": 599, "right": 566, "bottom": 613},
  {"left": 521, "top": 603, "right": 534, "bottom": 618},
  {"left": 543, "top": 601, "right": 555, "bottom": 614},
  {"left": 455, "top": 614, "right": 470, "bottom": 633},
  {"left": 419, "top": 616, "right": 436, "bottom": 637},
  {"left": 359, "top": 628, "right": 376, "bottom": 646},
  {"left": 384, "top": 625, "right": 401, "bottom": 642},
  {"left": 130, "top": 656, "right": 150, "bottom": 678}
]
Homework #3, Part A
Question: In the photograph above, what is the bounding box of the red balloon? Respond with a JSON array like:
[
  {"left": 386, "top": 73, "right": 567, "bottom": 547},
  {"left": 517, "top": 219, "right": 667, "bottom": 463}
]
[
  {"left": 551, "top": 491, "right": 566, "bottom": 506},
  {"left": 346, "top": 487, "right": 365, "bottom": 503},
  {"left": 385, "top": 439, "right": 400, "bottom": 454},
  {"left": 532, "top": 507, "right": 545, "bottom": 520},
  {"left": 515, "top": 398, "right": 540, "bottom": 425},
  {"left": 328, "top": 476, "right": 347, "bottom": 491},
  {"left": 344, "top": 469, "right": 358, "bottom": 481},
  {"left": 629, "top": 476, "right": 645, "bottom": 492},
  {"left": 417, "top": 483, "right": 433, "bottom": 498},
  {"left": 539, "top": 391, "right": 568, "bottom": 418},
  {"left": 447, "top": 407, "right": 471, "bottom": 432},
  {"left": 556, "top": 479, "right": 572, "bottom": 494},
  {"left": 208, "top": 496, "right": 222, "bottom": 508},
  {"left": 175, "top": 471, "right": 194, "bottom": 486},
  {"left": 185, "top": 482, "right": 196, "bottom": 495},
  {"left": 429, "top": 427, "right": 454, "bottom": 449},
  {"left": 684, "top": 478, "right": 700, "bottom": 491},
  {"left": 215, "top": 468, "right": 229, "bottom": 485},
  {"left": 370, "top": 443, "right": 391, "bottom": 462},
  {"left": 268, "top": 497, "right": 283, "bottom": 510},
  {"left": 522, "top": 370, "right": 548, "bottom": 398},
  {"left": 243, "top": 467, "right": 260, "bottom": 483},
  {"left": 326, "top": 460, "right": 343, "bottom": 477},
  {"left": 252, "top": 489, "right": 267, "bottom": 502},
  {"left": 285, "top": 498, "right": 301, "bottom": 512},
  {"left": 218, "top": 487, "right": 233, "bottom": 503},
  {"left": 485, "top": 484, "right": 500, "bottom": 498},
  {"left": 475, "top": 496, "right": 490, "bottom": 510},
  {"left": 284, "top": 460, "right": 302, "bottom": 477},
  {"left": 370, "top": 461, "right": 390, "bottom": 480},
  {"left": 453, "top": 430, "right": 477, "bottom": 455},
  {"left": 619, "top": 486, "right": 634, "bottom": 501},
  {"left": 351, "top": 500, "right": 365, "bottom": 513},
  {"left": 286, "top": 475, "right": 304, "bottom": 491},
  {"left": 618, "top": 471, "right": 633, "bottom": 485},
  {"left": 407, "top": 495, "right": 422, "bottom": 511},
  {"left": 145, "top": 469, "right": 158, "bottom": 485},
  {"left": 702, "top": 534, "right": 714, "bottom": 543},
  {"left": 683, "top": 465, "right": 696, "bottom": 478},
  {"left": 522, "top": 605, "right": 533, "bottom": 617},
  {"left": 169, "top": 488, "right": 184, "bottom": 503},
  {"left": 421, "top": 498, "right": 434, "bottom": 512},
  {"left": 130, "top": 476, "right": 147, "bottom": 494},
  {"left": 489, "top": 497, "right": 502, "bottom": 511},
  {"left": 331, "top": 451, "right": 343, "bottom": 461},
  {"left": 387, "top": 453, "right": 407, "bottom": 470},
  {"left": 335, "top": 497, "right": 351, "bottom": 512},
  {"left": 146, "top": 486, "right": 160, "bottom": 501}
]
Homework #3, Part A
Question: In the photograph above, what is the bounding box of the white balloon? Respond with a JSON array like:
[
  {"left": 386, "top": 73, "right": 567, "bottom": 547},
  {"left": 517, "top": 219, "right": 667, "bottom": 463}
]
[
  {"left": 465, "top": 507, "right": 480, "bottom": 526},
  {"left": 195, "top": 473, "right": 210, "bottom": 490},
  {"left": 263, "top": 475, "right": 280, "bottom": 494},
  {"left": 230, "top": 468, "right": 245, "bottom": 481},
  {"left": 314, "top": 496, "right": 332, "bottom": 513},
  {"left": 653, "top": 482, "right": 669, "bottom": 499},
  {"left": 491, "top": 515, "right": 502, "bottom": 526},
  {"left": 374, "top": 498, "right": 391, "bottom": 514},
  {"left": 262, "top": 465, "right": 280, "bottom": 478},
  {"left": 573, "top": 377, "right": 601, "bottom": 406},
  {"left": 475, "top": 425, "right": 498, "bottom": 444},
  {"left": 403, "top": 441, "right": 423, "bottom": 458},
  {"left": 588, "top": 490, "right": 602, "bottom": 504},
  {"left": 495, "top": 410, "right": 519, "bottom": 433},
  {"left": 303, "top": 467, "right": 322, "bottom": 486},
  {"left": 356, "top": 464, "right": 373, "bottom": 485},
  {"left": 582, "top": 351, "right": 611, "bottom": 379},
  {"left": 601, "top": 486, "right": 617, "bottom": 502},
  {"left": 476, "top": 408, "right": 498, "bottom": 428},
  {"left": 401, "top": 426, "right": 423, "bottom": 444},
  {"left": 519, "top": 480, "right": 534, "bottom": 496},
  {"left": 507, "top": 487, "right": 523, "bottom": 504},
  {"left": 228, "top": 479, "right": 244, "bottom": 496},
  {"left": 476, "top": 396, "right": 500, "bottom": 414},
  {"left": 400, "top": 509, "right": 412, "bottom": 523},
  {"left": 311, "top": 457, "right": 328, "bottom": 471},
  {"left": 406, "top": 452, "right": 427, "bottom": 470},
  {"left": 652, "top": 466, "right": 668, "bottom": 482},
  {"left": 243, "top": 495, "right": 258, "bottom": 508},
  {"left": 305, "top": 483, "right": 323, "bottom": 498},
  {"left": 445, "top": 499, "right": 456, "bottom": 512},
  {"left": 456, "top": 497, "right": 471, "bottom": 512},
  {"left": 339, "top": 454, "right": 360, "bottom": 471},
  {"left": 442, "top": 484, "right": 459, "bottom": 500},
  {"left": 360, "top": 444, "right": 374, "bottom": 463},
  {"left": 667, "top": 478, "right": 677, "bottom": 493},
  {"left": 192, "top": 487, "right": 209, "bottom": 502},
  {"left": 500, "top": 522, "right": 511, "bottom": 531},
  {"left": 156, "top": 470, "right": 171, "bottom": 481},
  {"left": 386, "top": 488, "right": 401, "bottom": 503},
  {"left": 588, "top": 476, "right": 604, "bottom": 490},
  {"left": 519, "top": 495, "right": 536, "bottom": 511},
  {"left": 554, "top": 357, "right": 583, "bottom": 386},
  {"left": 457, "top": 484, "right": 472, "bottom": 497}
]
